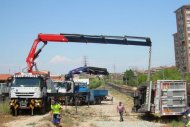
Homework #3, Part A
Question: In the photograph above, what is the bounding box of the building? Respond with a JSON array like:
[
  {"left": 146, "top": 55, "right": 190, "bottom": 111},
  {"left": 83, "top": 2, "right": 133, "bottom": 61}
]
[
  {"left": 0, "top": 74, "right": 12, "bottom": 95},
  {"left": 50, "top": 75, "right": 65, "bottom": 82},
  {"left": 144, "top": 66, "right": 176, "bottom": 75},
  {"left": 174, "top": 5, "right": 190, "bottom": 73},
  {"left": 0, "top": 74, "right": 12, "bottom": 83}
]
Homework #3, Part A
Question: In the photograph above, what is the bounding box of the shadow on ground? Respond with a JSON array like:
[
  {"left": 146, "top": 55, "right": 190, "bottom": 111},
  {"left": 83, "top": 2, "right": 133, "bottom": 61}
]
[{"left": 138, "top": 113, "right": 184, "bottom": 124}]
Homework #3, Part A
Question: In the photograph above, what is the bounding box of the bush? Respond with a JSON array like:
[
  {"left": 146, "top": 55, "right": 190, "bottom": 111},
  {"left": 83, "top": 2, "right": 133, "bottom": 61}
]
[
  {"left": 0, "top": 101, "right": 10, "bottom": 114},
  {"left": 168, "top": 120, "right": 184, "bottom": 127},
  {"left": 113, "top": 80, "right": 123, "bottom": 85},
  {"left": 89, "top": 77, "right": 105, "bottom": 89}
]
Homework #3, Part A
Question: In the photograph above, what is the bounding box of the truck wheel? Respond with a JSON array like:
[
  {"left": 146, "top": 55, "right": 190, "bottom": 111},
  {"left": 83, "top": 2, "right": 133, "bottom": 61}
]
[
  {"left": 31, "top": 109, "right": 34, "bottom": 116},
  {"left": 98, "top": 99, "right": 101, "bottom": 104},
  {"left": 77, "top": 100, "right": 82, "bottom": 106},
  {"left": 41, "top": 108, "right": 45, "bottom": 114},
  {"left": 41, "top": 103, "right": 46, "bottom": 114},
  {"left": 92, "top": 100, "right": 96, "bottom": 105},
  {"left": 46, "top": 98, "right": 51, "bottom": 111},
  {"left": 95, "top": 98, "right": 101, "bottom": 104},
  {"left": 11, "top": 108, "right": 15, "bottom": 116},
  {"left": 14, "top": 109, "right": 18, "bottom": 116}
]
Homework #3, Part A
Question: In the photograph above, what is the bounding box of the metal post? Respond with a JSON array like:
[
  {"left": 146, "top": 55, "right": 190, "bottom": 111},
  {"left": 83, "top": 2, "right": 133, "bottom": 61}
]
[
  {"left": 148, "top": 81, "right": 152, "bottom": 111},
  {"left": 75, "top": 96, "right": 78, "bottom": 114},
  {"left": 147, "top": 46, "right": 152, "bottom": 82},
  {"left": 88, "top": 92, "right": 90, "bottom": 108},
  {"left": 65, "top": 96, "right": 68, "bottom": 109}
]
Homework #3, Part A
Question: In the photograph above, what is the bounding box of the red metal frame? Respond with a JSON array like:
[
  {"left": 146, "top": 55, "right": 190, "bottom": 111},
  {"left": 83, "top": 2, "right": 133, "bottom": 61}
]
[{"left": 26, "top": 34, "right": 68, "bottom": 72}]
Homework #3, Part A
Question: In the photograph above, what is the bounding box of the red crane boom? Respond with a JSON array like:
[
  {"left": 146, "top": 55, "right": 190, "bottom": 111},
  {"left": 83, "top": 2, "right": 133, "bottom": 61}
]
[
  {"left": 26, "top": 33, "right": 152, "bottom": 72},
  {"left": 26, "top": 34, "right": 68, "bottom": 72}
]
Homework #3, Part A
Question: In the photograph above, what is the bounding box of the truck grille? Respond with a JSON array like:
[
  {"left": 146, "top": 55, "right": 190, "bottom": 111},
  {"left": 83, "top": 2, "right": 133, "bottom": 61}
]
[{"left": 15, "top": 92, "right": 35, "bottom": 96}]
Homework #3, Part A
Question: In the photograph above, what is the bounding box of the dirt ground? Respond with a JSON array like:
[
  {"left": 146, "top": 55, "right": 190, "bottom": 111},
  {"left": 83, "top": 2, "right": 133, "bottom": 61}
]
[{"left": 0, "top": 87, "right": 166, "bottom": 127}]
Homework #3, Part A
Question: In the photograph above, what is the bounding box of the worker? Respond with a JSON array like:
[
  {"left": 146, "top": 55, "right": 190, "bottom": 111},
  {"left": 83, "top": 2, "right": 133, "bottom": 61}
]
[
  {"left": 117, "top": 101, "right": 126, "bottom": 122},
  {"left": 181, "top": 106, "right": 190, "bottom": 127},
  {"left": 50, "top": 97, "right": 62, "bottom": 127}
]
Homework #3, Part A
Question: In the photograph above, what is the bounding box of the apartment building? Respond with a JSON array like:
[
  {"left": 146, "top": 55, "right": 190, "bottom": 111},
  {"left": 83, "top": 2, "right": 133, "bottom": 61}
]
[{"left": 174, "top": 5, "right": 190, "bottom": 73}]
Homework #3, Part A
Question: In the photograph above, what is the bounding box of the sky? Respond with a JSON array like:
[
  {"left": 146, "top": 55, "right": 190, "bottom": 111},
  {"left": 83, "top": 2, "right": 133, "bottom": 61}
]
[{"left": 0, "top": 0, "right": 189, "bottom": 75}]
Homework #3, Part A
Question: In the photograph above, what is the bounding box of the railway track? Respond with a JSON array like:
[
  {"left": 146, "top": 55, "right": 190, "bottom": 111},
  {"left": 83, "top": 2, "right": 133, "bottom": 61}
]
[{"left": 106, "top": 82, "right": 134, "bottom": 97}]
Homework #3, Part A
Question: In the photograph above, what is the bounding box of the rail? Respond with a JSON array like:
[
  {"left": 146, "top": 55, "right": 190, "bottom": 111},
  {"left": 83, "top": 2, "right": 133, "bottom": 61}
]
[{"left": 106, "top": 82, "right": 134, "bottom": 97}]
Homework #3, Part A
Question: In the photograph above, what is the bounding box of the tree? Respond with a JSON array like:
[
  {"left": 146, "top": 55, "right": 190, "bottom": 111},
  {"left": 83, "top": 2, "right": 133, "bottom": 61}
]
[
  {"left": 89, "top": 77, "right": 105, "bottom": 89},
  {"left": 151, "top": 67, "right": 181, "bottom": 82},
  {"left": 185, "top": 73, "right": 190, "bottom": 83},
  {"left": 137, "top": 73, "right": 147, "bottom": 85},
  {"left": 123, "top": 69, "right": 137, "bottom": 86}
]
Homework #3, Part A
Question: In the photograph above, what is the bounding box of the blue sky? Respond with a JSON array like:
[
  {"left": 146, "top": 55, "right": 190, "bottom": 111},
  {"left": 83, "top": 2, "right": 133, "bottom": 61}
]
[{"left": 0, "top": 0, "right": 189, "bottom": 74}]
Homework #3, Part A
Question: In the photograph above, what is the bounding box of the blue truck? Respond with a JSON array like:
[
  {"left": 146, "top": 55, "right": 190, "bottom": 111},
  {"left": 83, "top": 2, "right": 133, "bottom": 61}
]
[
  {"left": 73, "top": 82, "right": 108, "bottom": 105},
  {"left": 58, "top": 66, "right": 111, "bottom": 105}
]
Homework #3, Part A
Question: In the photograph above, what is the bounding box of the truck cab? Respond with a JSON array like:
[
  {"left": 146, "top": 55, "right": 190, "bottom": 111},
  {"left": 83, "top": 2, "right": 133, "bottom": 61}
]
[
  {"left": 54, "top": 81, "right": 73, "bottom": 93},
  {"left": 9, "top": 73, "right": 50, "bottom": 116}
]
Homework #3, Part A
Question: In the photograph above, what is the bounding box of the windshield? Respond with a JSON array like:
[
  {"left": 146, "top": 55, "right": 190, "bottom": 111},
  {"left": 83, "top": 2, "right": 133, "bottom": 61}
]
[
  {"left": 75, "top": 82, "right": 87, "bottom": 86},
  {"left": 55, "top": 82, "right": 66, "bottom": 88},
  {"left": 12, "top": 78, "right": 41, "bottom": 87}
]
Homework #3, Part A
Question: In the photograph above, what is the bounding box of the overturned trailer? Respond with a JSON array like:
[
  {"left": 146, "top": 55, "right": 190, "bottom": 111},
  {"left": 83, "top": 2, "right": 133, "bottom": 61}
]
[{"left": 133, "top": 80, "right": 187, "bottom": 116}]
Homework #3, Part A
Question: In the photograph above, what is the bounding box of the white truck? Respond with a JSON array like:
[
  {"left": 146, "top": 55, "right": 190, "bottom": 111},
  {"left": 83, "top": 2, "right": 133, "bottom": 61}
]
[
  {"left": 73, "top": 78, "right": 89, "bottom": 85},
  {"left": 53, "top": 81, "right": 74, "bottom": 93},
  {"left": 9, "top": 72, "right": 51, "bottom": 116},
  {"left": 133, "top": 80, "right": 187, "bottom": 116}
]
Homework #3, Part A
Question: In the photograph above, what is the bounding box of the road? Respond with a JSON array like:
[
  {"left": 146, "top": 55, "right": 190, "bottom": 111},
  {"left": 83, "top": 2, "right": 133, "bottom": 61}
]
[{"left": 1, "top": 86, "right": 166, "bottom": 127}]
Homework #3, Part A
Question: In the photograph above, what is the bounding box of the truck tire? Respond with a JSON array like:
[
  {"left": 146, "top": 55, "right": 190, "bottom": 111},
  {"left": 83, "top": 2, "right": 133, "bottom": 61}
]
[
  {"left": 11, "top": 108, "right": 17, "bottom": 116},
  {"left": 31, "top": 109, "right": 34, "bottom": 116},
  {"left": 96, "top": 98, "right": 101, "bottom": 104},
  {"left": 40, "top": 97, "right": 47, "bottom": 114},
  {"left": 93, "top": 100, "right": 96, "bottom": 105},
  {"left": 13, "top": 109, "right": 18, "bottom": 116},
  {"left": 95, "top": 98, "right": 101, "bottom": 105},
  {"left": 41, "top": 103, "right": 46, "bottom": 114},
  {"left": 15, "top": 109, "right": 18, "bottom": 116}
]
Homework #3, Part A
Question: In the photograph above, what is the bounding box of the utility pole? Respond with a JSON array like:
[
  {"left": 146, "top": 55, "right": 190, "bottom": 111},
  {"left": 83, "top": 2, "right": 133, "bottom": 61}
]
[
  {"left": 147, "top": 46, "right": 152, "bottom": 82},
  {"left": 83, "top": 56, "right": 88, "bottom": 67},
  {"left": 113, "top": 64, "right": 116, "bottom": 74},
  {"left": 113, "top": 64, "right": 116, "bottom": 80}
]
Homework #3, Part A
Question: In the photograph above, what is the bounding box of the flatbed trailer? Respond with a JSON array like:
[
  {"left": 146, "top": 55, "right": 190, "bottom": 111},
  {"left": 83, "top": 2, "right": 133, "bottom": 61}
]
[{"left": 133, "top": 80, "right": 187, "bottom": 116}]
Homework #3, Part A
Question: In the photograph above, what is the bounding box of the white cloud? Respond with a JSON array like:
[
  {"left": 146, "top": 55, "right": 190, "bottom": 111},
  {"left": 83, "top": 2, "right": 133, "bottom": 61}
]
[{"left": 49, "top": 55, "right": 71, "bottom": 64}]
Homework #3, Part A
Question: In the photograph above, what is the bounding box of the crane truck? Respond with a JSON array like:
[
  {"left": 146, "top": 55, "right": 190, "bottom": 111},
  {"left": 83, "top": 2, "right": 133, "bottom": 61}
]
[
  {"left": 9, "top": 33, "right": 152, "bottom": 115},
  {"left": 66, "top": 66, "right": 110, "bottom": 105},
  {"left": 9, "top": 71, "right": 51, "bottom": 115}
]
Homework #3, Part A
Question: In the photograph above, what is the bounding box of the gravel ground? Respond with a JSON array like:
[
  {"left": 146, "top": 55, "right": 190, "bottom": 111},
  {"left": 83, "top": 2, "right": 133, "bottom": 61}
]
[
  {"left": 2, "top": 86, "right": 167, "bottom": 127},
  {"left": 74, "top": 87, "right": 166, "bottom": 127},
  {"left": 93, "top": 121, "right": 164, "bottom": 127}
]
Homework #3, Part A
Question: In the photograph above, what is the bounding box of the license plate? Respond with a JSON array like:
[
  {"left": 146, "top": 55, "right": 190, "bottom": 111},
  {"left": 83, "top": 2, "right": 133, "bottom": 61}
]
[{"left": 20, "top": 101, "right": 27, "bottom": 107}]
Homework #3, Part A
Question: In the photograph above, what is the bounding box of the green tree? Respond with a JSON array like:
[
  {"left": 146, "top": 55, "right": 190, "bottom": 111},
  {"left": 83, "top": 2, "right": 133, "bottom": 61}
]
[
  {"left": 151, "top": 67, "right": 181, "bottom": 82},
  {"left": 123, "top": 69, "right": 137, "bottom": 86},
  {"left": 137, "top": 73, "right": 147, "bottom": 85},
  {"left": 89, "top": 77, "right": 105, "bottom": 89},
  {"left": 185, "top": 73, "right": 190, "bottom": 83}
]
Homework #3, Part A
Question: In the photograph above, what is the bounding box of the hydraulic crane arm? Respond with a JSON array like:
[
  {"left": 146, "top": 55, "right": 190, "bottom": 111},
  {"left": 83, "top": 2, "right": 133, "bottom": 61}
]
[
  {"left": 26, "top": 33, "right": 152, "bottom": 72},
  {"left": 26, "top": 34, "right": 68, "bottom": 72},
  {"left": 61, "top": 33, "right": 151, "bottom": 46}
]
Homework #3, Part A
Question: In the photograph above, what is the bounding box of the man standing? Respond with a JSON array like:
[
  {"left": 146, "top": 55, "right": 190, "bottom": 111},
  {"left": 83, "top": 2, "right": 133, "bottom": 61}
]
[
  {"left": 117, "top": 101, "right": 125, "bottom": 122},
  {"left": 181, "top": 106, "right": 190, "bottom": 127},
  {"left": 51, "top": 98, "right": 62, "bottom": 127}
]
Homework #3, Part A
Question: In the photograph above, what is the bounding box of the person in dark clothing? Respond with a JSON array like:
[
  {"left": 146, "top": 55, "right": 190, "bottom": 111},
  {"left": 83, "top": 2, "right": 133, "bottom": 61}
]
[{"left": 181, "top": 107, "right": 190, "bottom": 127}]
